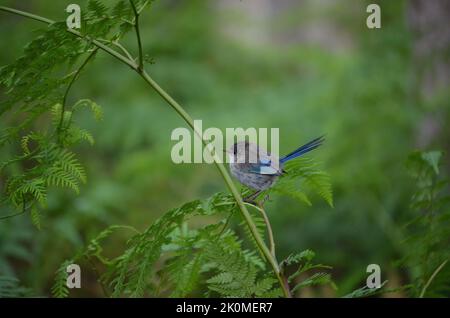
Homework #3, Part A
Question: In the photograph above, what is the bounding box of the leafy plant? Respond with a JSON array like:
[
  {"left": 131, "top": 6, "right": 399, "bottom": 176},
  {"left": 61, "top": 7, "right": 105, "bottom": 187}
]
[
  {"left": 272, "top": 157, "right": 333, "bottom": 207},
  {"left": 52, "top": 191, "right": 334, "bottom": 297},
  {"left": 400, "top": 150, "right": 450, "bottom": 297},
  {"left": 0, "top": 275, "right": 33, "bottom": 297},
  {"left": 0, "top": 1, "right": 334, "bottom": 298}
]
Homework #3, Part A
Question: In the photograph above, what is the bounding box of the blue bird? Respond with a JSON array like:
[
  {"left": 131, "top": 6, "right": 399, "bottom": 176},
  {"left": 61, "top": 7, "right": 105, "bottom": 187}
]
[{"left": 226, "top": 136, "right": 325, "bottom": 202}]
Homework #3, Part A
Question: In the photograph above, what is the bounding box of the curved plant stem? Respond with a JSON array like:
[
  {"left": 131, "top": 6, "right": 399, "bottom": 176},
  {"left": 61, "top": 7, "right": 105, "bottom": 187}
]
[
  {"left": 419, "top": 259, "right": 448, "bottom": 298},
  {"left": 129, "top": 0, "right": 143, "bottom": 71},
  {"left": 0, "top": 5, "right": 291, "bottom": 298},
  {"left": 0, "top": 6, "right": 138, "bottom": 70},
  {"left": 98, "top": 39, "right": 135, "bottom": 62},
  {"left": 0, "top": 209, "right": 27, "bottom": 220},
  {"left": 249, "top": 201, "right": 292, "bottom": 298},
  {"left": 254, "top": 202, "right": 276, "bottom": 257},
  {"left": 58, "top": 48, "right": 99, "bottom": 137},
  {"left": 0, "top": 197, "right": 31, "bottom": 220}
]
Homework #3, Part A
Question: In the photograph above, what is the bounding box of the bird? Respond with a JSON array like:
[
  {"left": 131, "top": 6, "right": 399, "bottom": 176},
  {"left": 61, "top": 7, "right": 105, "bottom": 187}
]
[{"left": 226, "top": 136, "right": 325, "bottom": 202}]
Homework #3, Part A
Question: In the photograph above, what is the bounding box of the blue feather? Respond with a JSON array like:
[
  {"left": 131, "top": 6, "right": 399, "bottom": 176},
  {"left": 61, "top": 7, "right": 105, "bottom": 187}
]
[{"left": 280, "top": 135, "right": 325, "bottom": 164}]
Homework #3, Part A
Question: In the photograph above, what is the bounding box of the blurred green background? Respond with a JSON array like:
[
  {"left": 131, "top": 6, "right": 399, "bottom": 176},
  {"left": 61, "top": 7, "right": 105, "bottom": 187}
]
[{"left": 0, "top": 0, "right": 449, "bottom": 297}]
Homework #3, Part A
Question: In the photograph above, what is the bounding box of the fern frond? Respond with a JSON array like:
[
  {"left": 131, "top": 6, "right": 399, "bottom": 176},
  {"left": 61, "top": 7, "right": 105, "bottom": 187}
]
[
  {"left": 272, "top": 157, "right": 333, "bottom": 207},
  {"left": 68, "top": 127, "right": 95, "bottom": 145},
  {"left": 14, "top": 178, "right": 47, "bottom": 207},
  {"left": 30, "top": 206, "right": 42, "bottom": 230},
  {"left": 20, "top": 135, "right": 31, "bottom": 155},
  {"left": 291, "top": 272, "right": 333, "bottom": 293},
  {"left": 203, "top": 238, "right": 269, "bottom": 297},
  {"left": 67, "top": 191, "right": 280, "bottom": 298},
  {"left": 58, "top": 150, "right": 87, "bottom": 183},
  {"left": 343, "top": 281, "right": 389, "bottom": 298},
  {"left": 401, "top": 150, "right": 450, "bottom": 297},
  {"left": 280, "top": 249, "right": 334, "bottom": 294},
  {"left": 104, "top": 199, "right": 209, "bottom": 297},
  {"left": 43, "top": 149, "right": 86, "bottom": 194},
  {"left": 72, "top": 99, "right": 103, "bottom": 121},
  {"left": 87, "top": 0, "right": 108, "bottom": 18},
  {"left": 167, "top": 254, "right": 203, "bottom": 297},
  {"left": 51, "top": 260, "right": 72, "bottom": 298},
  {"left": 0, "top": 275, "right": 33, "bottom": 297}
]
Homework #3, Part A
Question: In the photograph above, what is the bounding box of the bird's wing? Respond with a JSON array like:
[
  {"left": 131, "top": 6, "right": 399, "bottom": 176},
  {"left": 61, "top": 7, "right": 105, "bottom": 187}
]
[
  {"left": 235, "top": 143, "right": 281, "bottom": 175},
  {"left": 247, "top": 156, "right": 281, "bottom": 175},
  {"left": 249, "top": 164, "right": 280, "bottom": 175}
]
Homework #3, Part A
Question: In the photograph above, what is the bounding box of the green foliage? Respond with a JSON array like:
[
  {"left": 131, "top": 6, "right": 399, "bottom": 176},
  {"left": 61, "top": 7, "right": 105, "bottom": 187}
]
[
  {"left": 52, "top": 187, "right": 333, "bottom": 297},
  {"left": 1, "top": 103, "right": 97, "bottom": 227},
  {"left": 99, "top": 196, "right": 275, "bottom": 297},
  {"left": 0, "top": 275, "right": 33, "bottom": 297},
  {"left": 272, "top": 157, "right": 333, "bottom": 207},
  {"left": 30, "top": 206, "right": 42, "bottom": 230},
  {"left": 401, "top": 150, "right": 450, "bottom": 297},
  {"left": 4, "top": 0, "right": 428, "bottom": 299},
  {"left": 342, "top": 281, "right": 388, "bottom": 298},
  {"left": 0, "top": 0, "right": 150, "bottom": 225},
  {"left": 203, "top": 237, "right": 280, "bottom": 298},
  {"left": 1, "top": 4, "right": 335, "bottom": 293},
  {"left": 85, "top": 0, "right": 152, "bottom": 39},
  {"left": 280, "top": 250, "right": 335, "bottom": 295},
  {"left": 51, "top": 260, "right": 72, "bottom": 298}
]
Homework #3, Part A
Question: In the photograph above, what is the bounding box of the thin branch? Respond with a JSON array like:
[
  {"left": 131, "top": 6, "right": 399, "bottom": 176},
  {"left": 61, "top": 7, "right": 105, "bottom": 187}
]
[
  {"left": 129, "top": 0, "right": 144, "bottom": 72},
  {"left": 137, "top": 0, "right": 150, "bottom": 15},
  {"left": 218, "top": 209, "right": 236, "bottom": 237},
  {"left": 86, "top": 256, "right": 110, "bottom": 297},
  {"left": 0, "top": 6, "right": 52, "bottom": 24},
  {"left": 98, "top": 39, "right": 134, "bottom": 62},
  {"left": 0, "top": 209, "right": 27, "bottom": 220},
  {"left": 58, "top": 48, "right": 99, "bottom": 138},
  {"left": 254, "top": 201, "right": 276, "bottom": 257},
  {"left": 0, "top": 5, "right": 292, "bottom": 298},
  {"left": 0, "top": 150, "right": 38, "bottom": 171},
  {"left": 0, "top": 6, "right": 137, "bottom": 70},
  {"left": 0, "top": 197, "right": 31, "bottom": 221},
  {"left": 420, "top": 259, "right": 448, "bottom": 298}
]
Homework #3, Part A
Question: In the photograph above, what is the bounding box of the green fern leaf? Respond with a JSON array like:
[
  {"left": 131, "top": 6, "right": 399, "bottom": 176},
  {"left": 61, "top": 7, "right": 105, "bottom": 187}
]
[
  {"left": 30, "top": 206, "right": 42, "bottom": 230},
  {"left": 0, "top": 275, "right": 33, "bottom": 297},
  {"left": 72, "top": 99, "right": 103, "bottom": 121},
  {"left": 272, "top": 157, "right": 333, "bottom": 207},
  {"left": 51, "top": 260, "right": 72, "bottom": 298}
]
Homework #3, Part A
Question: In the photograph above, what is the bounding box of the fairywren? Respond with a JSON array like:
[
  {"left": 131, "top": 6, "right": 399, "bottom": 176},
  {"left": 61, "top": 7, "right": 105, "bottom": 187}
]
[{"left": 226, "top": 136, "right": 324, "bottom": 201}]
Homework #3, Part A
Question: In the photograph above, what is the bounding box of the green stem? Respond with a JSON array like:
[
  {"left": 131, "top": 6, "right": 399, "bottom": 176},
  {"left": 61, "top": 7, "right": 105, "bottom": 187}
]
[
  {"left": 0, "top": 197, "right": 31, "bottom": 220},
  {"left": 419, "top": 259, "right": 448, "bottom": 298},
  {"left": 129, "top": 0, "right": 144, "bottom": 71},
  {"left": 58, "top": 48, "right": 98, "bottom": 137},
  {"left": 0, "top": 5, "right": 291, "bottom": 298},
  {"left": 0, "top": 7, "right": 131, "bottom": 67},
  {"left": 98, "top": 39, "right": 135, "bottom": 62},
  {"left": 254, "top": 201, "right": 276, "bottom": 257},
  {"left": 0, "top": 209, "right": 27, "bottom": 220}
]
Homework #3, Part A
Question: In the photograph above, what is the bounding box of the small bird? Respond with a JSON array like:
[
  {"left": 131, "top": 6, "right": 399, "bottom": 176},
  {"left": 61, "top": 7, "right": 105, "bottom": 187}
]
[{"left": 226, "top": 136, "right": 325, "bottom": 202}]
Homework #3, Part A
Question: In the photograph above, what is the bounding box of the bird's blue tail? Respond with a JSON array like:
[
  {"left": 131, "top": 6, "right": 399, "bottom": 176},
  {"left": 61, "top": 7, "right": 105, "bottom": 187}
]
[{"left": 280, "top": 135, "right": 325, "bottom": 164}]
